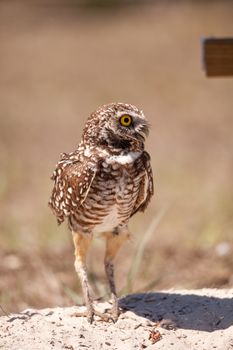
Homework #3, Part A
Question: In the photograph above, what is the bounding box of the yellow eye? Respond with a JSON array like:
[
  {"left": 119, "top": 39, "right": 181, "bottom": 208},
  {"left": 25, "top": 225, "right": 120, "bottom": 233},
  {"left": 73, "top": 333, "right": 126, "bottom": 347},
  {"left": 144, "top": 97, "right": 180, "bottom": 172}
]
[{"left": 119, "top": 115, "right": 132, "bottom": 127}]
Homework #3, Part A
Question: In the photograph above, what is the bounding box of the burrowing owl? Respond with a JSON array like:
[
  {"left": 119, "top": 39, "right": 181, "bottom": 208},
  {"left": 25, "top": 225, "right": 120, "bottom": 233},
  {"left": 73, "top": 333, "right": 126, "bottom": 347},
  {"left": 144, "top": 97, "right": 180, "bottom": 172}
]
[{"left": 49, "top": 102, "right": 154, "bottom": 323}]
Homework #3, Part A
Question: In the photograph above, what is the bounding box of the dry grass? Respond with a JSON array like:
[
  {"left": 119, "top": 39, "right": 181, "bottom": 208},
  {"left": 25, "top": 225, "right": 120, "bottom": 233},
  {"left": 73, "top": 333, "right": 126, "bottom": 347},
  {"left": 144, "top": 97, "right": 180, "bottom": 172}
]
[{"left": 0, "top": 0, "right": 233, "bottom": 314}]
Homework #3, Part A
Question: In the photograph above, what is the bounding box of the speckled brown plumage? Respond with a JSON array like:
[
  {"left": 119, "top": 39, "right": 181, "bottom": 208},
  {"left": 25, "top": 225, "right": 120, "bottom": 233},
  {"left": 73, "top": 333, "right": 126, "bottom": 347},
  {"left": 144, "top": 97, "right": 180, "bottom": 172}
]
[{"left": 48, "top": 102, "right": 154, "bottom": 323}]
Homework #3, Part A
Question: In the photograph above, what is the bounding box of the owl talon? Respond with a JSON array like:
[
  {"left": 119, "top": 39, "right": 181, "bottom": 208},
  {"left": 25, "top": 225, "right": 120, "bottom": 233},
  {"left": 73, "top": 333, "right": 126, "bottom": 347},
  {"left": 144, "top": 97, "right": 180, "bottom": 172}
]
[
  {"left": 105, "top": 305, "right": 121, "bottom": 323},
  {"left": 71, "top": 309, "right": 114, "bottom": 323},
  {"left": 71, "top": 310, "right": 93, "bottom": 323},
  {"left": 110, "top": 308, "right": 120, "bottom": 323},
  {"left": 72, "top": 311, "right": 95, "bottom": 323}
]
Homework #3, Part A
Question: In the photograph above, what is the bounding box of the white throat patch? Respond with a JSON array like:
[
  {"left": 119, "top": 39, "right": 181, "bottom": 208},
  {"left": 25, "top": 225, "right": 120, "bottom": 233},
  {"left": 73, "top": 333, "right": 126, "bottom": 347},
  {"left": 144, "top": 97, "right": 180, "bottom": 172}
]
[{"left": 106, "top": 151, "right": 141, "bottom": 165}]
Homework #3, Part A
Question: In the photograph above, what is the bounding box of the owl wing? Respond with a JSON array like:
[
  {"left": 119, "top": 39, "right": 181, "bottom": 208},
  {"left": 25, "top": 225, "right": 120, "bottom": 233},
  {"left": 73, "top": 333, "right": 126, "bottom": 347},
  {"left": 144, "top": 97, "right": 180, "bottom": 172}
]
[
  {"left": 130, "top": 151, "right": 154, "bottom": 217},
  {"left": 48, "top": 151, "right": 98, "bottom": 224}
]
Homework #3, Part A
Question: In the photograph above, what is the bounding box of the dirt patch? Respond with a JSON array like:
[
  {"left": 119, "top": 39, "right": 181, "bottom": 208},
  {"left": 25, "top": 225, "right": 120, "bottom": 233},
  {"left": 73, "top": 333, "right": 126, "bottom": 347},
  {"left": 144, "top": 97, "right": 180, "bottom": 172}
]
[{"left": 1, "top": 289, "right": 233, "bottom": 350}]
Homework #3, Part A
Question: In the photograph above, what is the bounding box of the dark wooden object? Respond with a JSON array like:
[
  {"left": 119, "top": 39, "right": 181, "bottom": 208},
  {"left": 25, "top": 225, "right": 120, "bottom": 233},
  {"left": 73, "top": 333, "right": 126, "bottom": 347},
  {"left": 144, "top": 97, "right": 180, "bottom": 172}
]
[{"left": 203, "top": 38, "right": 233, "bottom": 77}]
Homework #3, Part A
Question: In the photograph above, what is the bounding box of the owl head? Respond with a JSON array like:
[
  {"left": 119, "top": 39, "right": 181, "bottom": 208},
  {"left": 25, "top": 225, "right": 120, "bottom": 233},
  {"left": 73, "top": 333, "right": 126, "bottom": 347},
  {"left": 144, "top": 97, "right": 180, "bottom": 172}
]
[{"left": 82, "top": 102, "right": 149, "bottom": 152}]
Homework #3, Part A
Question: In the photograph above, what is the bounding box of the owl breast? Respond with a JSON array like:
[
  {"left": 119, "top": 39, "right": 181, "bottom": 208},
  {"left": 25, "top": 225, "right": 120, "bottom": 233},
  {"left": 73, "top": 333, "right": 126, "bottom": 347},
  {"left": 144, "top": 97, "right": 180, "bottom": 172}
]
[{"left": 68, "top": 152, "right": 146, "bottom": 234}]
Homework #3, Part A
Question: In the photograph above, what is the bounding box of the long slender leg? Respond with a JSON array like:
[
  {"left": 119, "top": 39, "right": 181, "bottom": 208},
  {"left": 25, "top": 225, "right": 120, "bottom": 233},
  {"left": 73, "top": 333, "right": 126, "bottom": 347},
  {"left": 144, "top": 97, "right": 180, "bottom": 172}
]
[
  {"left": 104, "top": 230, "right": 130, "bottom": 322},
  {"left": 72, "top": 231, "right": 94, "bottom": 322},
  {"left": 72, "top": 231, "right": 112, "bottom": 323}
]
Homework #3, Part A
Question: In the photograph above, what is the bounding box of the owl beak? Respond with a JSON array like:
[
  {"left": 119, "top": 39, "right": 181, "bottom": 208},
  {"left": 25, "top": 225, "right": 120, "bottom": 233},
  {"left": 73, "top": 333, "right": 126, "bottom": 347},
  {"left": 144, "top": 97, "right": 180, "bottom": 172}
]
[{"left": 135, "top": 123, "right": 149, "bottom": 141}]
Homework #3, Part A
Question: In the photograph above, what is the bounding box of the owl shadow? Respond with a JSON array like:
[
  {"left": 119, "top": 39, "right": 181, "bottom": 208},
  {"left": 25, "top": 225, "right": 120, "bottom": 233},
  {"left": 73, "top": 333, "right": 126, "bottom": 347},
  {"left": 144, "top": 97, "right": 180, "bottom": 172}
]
[{"left": 119, "top": 292, "right": 233, "bottom": 332}]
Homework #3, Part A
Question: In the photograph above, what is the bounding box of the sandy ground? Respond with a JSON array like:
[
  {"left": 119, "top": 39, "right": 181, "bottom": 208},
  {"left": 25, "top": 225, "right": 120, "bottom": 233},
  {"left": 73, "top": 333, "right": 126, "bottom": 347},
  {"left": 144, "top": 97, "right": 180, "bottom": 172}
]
[{"left": 1, "top": 289, "right": 233, "bottom": 350}]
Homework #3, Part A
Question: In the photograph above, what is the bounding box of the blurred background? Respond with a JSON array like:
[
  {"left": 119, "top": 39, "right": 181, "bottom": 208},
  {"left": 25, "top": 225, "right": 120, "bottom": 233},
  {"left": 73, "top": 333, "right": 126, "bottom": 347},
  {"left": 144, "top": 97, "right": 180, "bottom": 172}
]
[{"left": 0, "top": 0, "right": 233, "bottom": 314}]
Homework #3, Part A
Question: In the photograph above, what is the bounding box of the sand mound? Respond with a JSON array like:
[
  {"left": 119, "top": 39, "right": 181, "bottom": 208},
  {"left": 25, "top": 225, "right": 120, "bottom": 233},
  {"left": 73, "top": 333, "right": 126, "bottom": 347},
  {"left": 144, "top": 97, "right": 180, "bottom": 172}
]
[{"left": 1, "top": 289, "right": 233, "bottom": 350}]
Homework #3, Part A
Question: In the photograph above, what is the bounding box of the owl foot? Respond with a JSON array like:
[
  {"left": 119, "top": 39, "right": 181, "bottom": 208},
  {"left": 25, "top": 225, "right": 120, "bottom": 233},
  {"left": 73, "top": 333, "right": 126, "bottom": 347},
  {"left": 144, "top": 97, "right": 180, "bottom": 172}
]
[
  {"left": 104, "top": 303, "right": 120, "bottom": 323},
  {"left": 71, "top": 308, "right": 115, "bottom": 323}
]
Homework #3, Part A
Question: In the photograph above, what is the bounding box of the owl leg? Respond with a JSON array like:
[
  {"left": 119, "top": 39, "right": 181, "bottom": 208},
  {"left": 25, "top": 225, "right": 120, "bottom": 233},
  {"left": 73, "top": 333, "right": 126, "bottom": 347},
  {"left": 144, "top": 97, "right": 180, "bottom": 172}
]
[
  {"left": 104, "top": 230, "right": 130, "bottom": 322},
  {"left": 71, "top": 231, "right": 94, "bottom": 322},
  {"left": 72, "top": 231, "right": 112, "bottom": 323}
]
